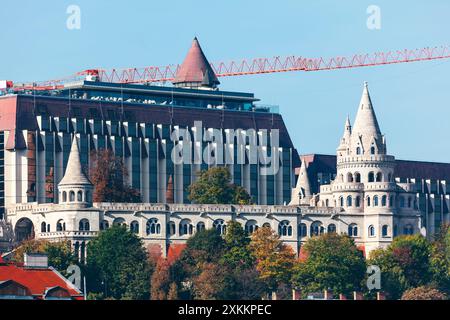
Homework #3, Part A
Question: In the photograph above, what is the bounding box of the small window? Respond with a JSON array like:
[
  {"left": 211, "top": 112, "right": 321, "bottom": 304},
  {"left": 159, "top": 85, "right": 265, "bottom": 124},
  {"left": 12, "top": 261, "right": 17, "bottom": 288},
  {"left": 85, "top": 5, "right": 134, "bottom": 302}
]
[
  {"left": 62, "top": 191, "right": 67, "bottom": 202},
  {"left": 196, "top": 222, "right": 205, "bottom": 233},
  {"left": 146, "top": 218, "right": 160, "bottom": 235},
  {"left": 77, "top": 191, "right": 83, "bottom": 202},
  {"left": 79, "top": 219, "right": 90, "bottom": 231},
  {"left": 356, "top": 147, "right": 361, "bottom": 155},
  {"left": 368, "top": 225, "right": 375, "bottom": 237},
  {"left": 373, "top": 196, "right": 379, "bottom": 207},
  {"left": 355, "top": 196, "right": 361, "bottom": 207},
  {"left": 368, "top": 172, "right": 375, "bottom": 182},
  {"left": 130, "top": 221, "right": 139, "bottom": 234},
  {"left": 381, "top": 195, "right": 387, "bottom": 207},
  {"left": 370, "top": 146, "right": 376, "bottom": 155},
  {"left": 299, "top": 223, "right": 307, "bottom": 237},
  {"left": 310, "top": 221, "right": 324, "bottom": 236},
  {"left": 327, "top": 224, "right": 336, "bottom": 233},
  {"left": 348, "top": 224, "right": 358, "bottom": 237},
  {"left": 213, "top": 219, "right": 226, "bottom": 235},
  {"left": 382, "top": 225, "right": 389, "bottom": 237},
  {"left": 347, "top": 196, "right": 352, "bottom": 207},
  {"left": 69, "top": 191, "right": 75, "bottom": 202},
  {"left": 41, "top": 222, "right": 47, "bottom": 233},
  {"left": 167, "top": 221, "right": 176, "bottom": 236},
  {"left": 278, "top": 220, "right": 292, "bottom": 237}
]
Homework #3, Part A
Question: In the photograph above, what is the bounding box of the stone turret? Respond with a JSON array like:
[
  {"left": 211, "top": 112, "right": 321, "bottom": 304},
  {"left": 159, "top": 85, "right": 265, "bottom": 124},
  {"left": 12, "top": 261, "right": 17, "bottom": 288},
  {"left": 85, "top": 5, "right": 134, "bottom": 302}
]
[
  {"left": 58, "top": 135, "right": 93, "bottom": 205},
  {"left": 350, "top": 82, "right": 386, "bottom": 156},
  {"left": 337, "top": 115, "right": 352, "bottom": 156},
  {"left": 289, "top": 160, "right": 312, "bottom": 205}
]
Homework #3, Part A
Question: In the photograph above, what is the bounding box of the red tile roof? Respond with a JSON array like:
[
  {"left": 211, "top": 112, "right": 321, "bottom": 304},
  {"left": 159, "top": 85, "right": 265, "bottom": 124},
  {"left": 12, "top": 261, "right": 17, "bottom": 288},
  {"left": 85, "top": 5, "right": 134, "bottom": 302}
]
[
  {"left": 0, "top": 261, "right": 83, "bottom": 300},
  {"left": 173, "top": 37, "right": 220, "bottom": 87}
]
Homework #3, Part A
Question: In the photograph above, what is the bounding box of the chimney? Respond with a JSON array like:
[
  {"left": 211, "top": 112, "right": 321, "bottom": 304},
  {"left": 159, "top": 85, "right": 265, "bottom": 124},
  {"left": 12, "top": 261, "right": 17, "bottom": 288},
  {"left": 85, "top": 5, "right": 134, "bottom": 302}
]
[
  {"left": 24, "top": 253, "right": 48, "bottom": 268},
  {"left": 292, "top": 289, "right": 302, "bottom": 300},
  {"left": 324, "top": 289, "right": 333, "bottom": 300},
  {"left": 377, "top": 292, "right": 386, "bottom": 300},
  {"left": 353, "top": 291, "right": 364, "bottom": 300}
]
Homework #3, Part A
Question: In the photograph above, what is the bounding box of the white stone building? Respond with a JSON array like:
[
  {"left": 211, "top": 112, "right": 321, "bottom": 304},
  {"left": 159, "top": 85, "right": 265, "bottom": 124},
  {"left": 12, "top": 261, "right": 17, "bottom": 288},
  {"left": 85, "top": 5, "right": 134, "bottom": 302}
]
[{"left": 3, "top": 83, "right": 428, "bottom": 259}]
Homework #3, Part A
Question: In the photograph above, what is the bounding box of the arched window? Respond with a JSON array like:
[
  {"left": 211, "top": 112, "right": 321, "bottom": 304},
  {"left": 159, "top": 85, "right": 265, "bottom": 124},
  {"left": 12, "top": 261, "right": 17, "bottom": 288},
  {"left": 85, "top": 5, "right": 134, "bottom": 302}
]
[
  {"left": 245, "top": 220, "right": 258, "bottom": 234},
  {"left": 407, "top": 197, "right": 412, "bottom": 208},
  {"left": 69, "top": 191, "right": 75, "bottom": 202},
  {"left": 167, "top": 221, "right": 176, "bottom": 236},
  {"left": 298, "top": 223, "right": 307, "bottom": 237},
  {"left": 179, "top": 219, "right": 194, "bottom": 236},
  {"left": 85, "top": 191, "right": 90, "bottom": 203},
  {"left": 368, "top": 225, "right": 375, "bottom": 237},
  {"left": 376, "top": 172, "right": 382, "bottom": 182},
  {"left": 56, "top": 220, "right": 65, "bottom": 232},
  {"left": 262, "top": 222, "right": 271, "bottom": 229},
  {"left": 346, "top": 196, "right": 352, "bottom": 207},
  {"left": 196, "top": 222, "right": 205, "bottom": 233},
  {"left": 310, "top": 221, "right": 324, "bottom": 237},
  {"left": 370, "top": 146, "right": 376, "bottom": 155},
  {"left": 403, "top": 224, "right": 414, "bottom": 235},
  {"left": 41, "top": 222, "right": 46, "bottom": 233},
  {"left": 47, "top": 224, "right": 50, "bottom": 232},
  {"left": 381, "top": 195, "right": 387, "bottom": 207},
  {"left": 146, "top": 218, "right": 160, "bottom": 235},
  {"left": 278, "top": 220, "right": 292, "bottom": 237},
  {"left": 348, "top": 224, "right": 358, "bottom": 237},
  {"left": 77, "top": 190, "right": 83, "bottom": 202},
  {"left": 325, "top": 199, "right": 330, "bottom": 207},
  {"left": 62, "top": 191, "right": 67, "bottom": 202},
  {"left": 100, "top": 220, "right": 109, "bottom": 231},
  {"left": 356, "top": 147, "right": 361, "bottom": 155},
  {"left": 130, "top": 221, "right": 139, "bottom": 234},
  {"left": 339, "top": 174, "right": 344, "bottom": 182},
  {"left": 113, "top": 218, "right": 126, "bottom": 227},
  {"left": 339, "top": 196, "right": 344, "bottom": 207},
  {"left": 213, "top": 219, "right": 226, "bottom": 235},
  {"left": 347, "top": 173, "right": 353, "bottom": 183},
  {"left": 389, "top": 195, "right": 395, "bottom": 207},
  {"left": 355, "top": 196, "right": 361, "bottom": 207},
  {"left": 354, "top": 172, "right": 361, "bottom": 183},
  {"left": 79, "top": 219, "right": 90, "bottom": 231},
  {"left": 366, "top": 196, "right": 371, "bottom": 207},
  {"left": 327, "top": 224, "right": 336, "bottom": 233},
  {"left": 400, "top": 197, "right": 405, "bottom": 208},
  {"left": 368, "top": 172, "right": 375, "bottom": 182},
  {"left": 382, "top": 225, "right": 389, "bottom": 237},
  {"left": 373, "top": 195, "right": 379, "bottom": 207}
]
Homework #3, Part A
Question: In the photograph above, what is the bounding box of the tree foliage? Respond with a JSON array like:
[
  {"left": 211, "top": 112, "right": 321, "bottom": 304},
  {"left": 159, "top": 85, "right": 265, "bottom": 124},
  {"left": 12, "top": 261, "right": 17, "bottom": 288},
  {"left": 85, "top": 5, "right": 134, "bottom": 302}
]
[
  {"left": 430, "top": 224, "right": 450, "bottom": 294},
  {"left": 368, "top": 234, "right": 432, "bottom": 299},
  {"left": 188, "top": 167, "right": 252, "bottom": 204},
  {"left": 12, "top": 239, "right": 77, "bottom": 276},
  {"left": 291, "top": 233, "right": 366, "bottom": 296},
  {"left": 89, "top": 149, "right": 141, "bottom": 203},
  {"left": 249, "top": 226, "right": 295, "bottom": 292},
  {"left": 401, "top": 286, "right": 447, "bottom": 300},
  {"left": 86, "top": 225, "right": 151, "bottom": 300}
]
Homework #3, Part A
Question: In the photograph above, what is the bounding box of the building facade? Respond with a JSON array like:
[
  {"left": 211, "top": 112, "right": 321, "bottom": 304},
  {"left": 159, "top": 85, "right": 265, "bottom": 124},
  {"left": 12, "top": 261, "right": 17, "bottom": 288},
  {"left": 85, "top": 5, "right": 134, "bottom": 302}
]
[{"left": 3, "top": 82, "right": 446, "bottom": 258}]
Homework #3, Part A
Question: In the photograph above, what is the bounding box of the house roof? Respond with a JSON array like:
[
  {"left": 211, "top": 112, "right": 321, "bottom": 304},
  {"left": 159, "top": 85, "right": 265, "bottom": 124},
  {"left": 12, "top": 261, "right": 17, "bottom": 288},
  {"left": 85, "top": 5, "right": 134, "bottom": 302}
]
[{"left": 0, "top": 262, "right": 83, "bottom": 300}]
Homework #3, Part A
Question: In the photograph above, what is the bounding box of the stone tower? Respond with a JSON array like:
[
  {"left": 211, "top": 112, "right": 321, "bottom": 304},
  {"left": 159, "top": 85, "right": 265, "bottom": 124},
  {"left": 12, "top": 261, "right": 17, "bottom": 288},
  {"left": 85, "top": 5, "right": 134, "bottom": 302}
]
[{"left": 58, "top": 135, "right": 93, "bottom": 206}]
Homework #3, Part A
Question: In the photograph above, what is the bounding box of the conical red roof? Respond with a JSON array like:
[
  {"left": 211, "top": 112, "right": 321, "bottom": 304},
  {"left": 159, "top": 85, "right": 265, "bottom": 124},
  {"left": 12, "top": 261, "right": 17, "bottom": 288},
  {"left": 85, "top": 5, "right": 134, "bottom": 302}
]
[{"left": 173, "top": 37, "right": 220, "bottom": 88}]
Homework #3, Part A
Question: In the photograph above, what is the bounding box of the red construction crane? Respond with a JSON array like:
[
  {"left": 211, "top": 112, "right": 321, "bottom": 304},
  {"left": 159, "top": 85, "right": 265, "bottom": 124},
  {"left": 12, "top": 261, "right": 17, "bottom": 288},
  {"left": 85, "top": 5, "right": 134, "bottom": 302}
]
[{"left": 5, "top": 45, "right": 450, "bottom": 92}]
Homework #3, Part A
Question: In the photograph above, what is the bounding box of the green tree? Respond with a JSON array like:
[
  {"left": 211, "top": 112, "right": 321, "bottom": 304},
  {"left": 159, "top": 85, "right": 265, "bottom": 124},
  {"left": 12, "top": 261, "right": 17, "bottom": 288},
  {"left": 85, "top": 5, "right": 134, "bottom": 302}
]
[
  {"left": 291, "top": 233, "right": 366, "bottom": 296},
  {"left": 13, "top": 239, "right": 77, "bottom": 276},
  {"left": 249, "top": 226, "right": 295, "bottom": 293},
  {"left": 86, "top": 225, "right": 151, "bottom": 300},
  {"left": 430, "top": 224, "right": 450, "bottom": 294},
  {"left": 221, "top": 221, "right": 254, "bottom": 270},
  {"left": 188, "top": 167, "right": 252, "bottom": 204},
  {"left": 368, "top": 234, "right": 432, "bottom": 299}
]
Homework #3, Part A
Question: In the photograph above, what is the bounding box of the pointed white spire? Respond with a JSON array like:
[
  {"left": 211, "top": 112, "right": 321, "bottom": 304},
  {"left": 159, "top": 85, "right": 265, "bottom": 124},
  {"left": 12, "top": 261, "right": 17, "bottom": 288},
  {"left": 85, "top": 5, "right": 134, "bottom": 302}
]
[
  {"left": 59, "top": 136, "right": 92, "bottom": 186},
  {"left": 289, "top": 160, "right": 312, "bottom": 205},
  {"left": 350, "top": 82, "right": 385, "bottom": 155},
  {"left": 352, "top": 82, "right": 381, "bottom": 138},
  {"left": 338, "top": 115, "right": 352, "bottom": 151}
]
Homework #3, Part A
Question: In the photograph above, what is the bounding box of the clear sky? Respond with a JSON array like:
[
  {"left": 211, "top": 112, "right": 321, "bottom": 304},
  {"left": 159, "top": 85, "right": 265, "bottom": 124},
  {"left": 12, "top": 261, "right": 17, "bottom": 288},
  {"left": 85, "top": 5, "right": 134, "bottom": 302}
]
[{"left": 0, "top": 0, "right": 449, "bottom": 162}]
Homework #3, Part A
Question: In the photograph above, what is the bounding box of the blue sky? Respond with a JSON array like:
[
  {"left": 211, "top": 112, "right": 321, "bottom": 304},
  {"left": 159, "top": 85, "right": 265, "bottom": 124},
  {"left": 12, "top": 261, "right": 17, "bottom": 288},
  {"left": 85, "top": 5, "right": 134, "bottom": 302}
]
[{"left": 0, "top": 0, "right": 449, "bottom": 162}]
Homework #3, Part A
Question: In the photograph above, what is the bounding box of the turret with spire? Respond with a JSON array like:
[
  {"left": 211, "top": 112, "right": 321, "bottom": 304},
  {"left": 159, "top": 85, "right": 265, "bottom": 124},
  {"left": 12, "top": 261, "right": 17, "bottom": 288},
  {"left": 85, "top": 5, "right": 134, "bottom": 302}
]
[
  {"left": 350, "top": 82, "right": 385, "bottom": 156},
  {"left": 289, "top": 159, "right": 312, "bottom": 206},
  {"left": 337, "top": 115, "right": 352, "bottom": 155},
  {"left": 58, "top": 135, "right": 93, "bottom": 205}
]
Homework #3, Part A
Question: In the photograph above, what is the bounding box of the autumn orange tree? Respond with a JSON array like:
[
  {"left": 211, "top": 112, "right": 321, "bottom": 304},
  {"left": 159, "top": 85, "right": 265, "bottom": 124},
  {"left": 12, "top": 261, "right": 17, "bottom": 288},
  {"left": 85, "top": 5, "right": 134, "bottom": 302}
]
[
  {"left": 89, "top": 149, "right": 141, "bottom": 203},
  {"left": 249, "top": 226, "right": 296, "bottom": 294}
]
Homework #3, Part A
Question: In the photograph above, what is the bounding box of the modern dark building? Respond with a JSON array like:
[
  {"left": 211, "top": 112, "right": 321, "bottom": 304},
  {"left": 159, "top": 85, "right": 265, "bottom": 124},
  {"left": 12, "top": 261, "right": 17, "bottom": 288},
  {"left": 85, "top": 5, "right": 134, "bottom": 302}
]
[{"left": 0, "top": 38, "right": 299, "bottom": 220}]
